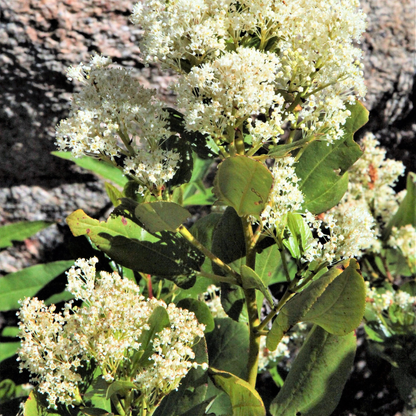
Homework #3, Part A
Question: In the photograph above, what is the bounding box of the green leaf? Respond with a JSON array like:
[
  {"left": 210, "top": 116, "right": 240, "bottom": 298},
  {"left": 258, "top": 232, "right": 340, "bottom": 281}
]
[
  {"left": 296, "top": 101, "right": 368, "bottom": 214},
  {"left": 269, "top": 326, "right": 356, "bottom": 416},
  {"left": 23, "top": 391, "right": 61, "bottom": 416},
  {"left": 66, "top": 209, "right": 204, "bottom": 287},
  {"left": 0, "top": 342, "right": 20, "bottom": 362},
  {"left": 45, "top": 291, "right": 74, "bottom": 306},
  {"left": 0, "top": 221, "right": 53, "bottom": 249},
  {"left": 267, "top": 259, "right": 365, "bottom": 350},
  {"left": 283, "top": 213, "right": 314, "bottom": 260},
  {"left": 80, "top": 408, "right": 113, "bottom": 416},
  {"left": 83, "top": 373, "right": 112, "bottom": 413},
  {"left": 176, "top": 298, "right": 215, "bottom": 333},
  {"left": 104, "top": 182, "right": 122, "bottom": 207},
  {"left": 205, "top": 318, "right": 249, "bottom": 380},
  {"left": 161, "top": 134, "right": 194, "bottom": 188},
  {"left": 256, "top": 244, "right": 296, "bottom": 286},
  {"left": 240, "top": 265, "right": 274, "bottom": 307},
  {"left": 183, "top": 189, "right": 216, "bottom": 206},
  {"left": 210, "top": 207, "right": 247, "bottom": 322},
  {"left": 190, "top": 212, "right": 223, "bottom": 275},
  {"left": 183, "top": 156, "right": 214, "bottom": 200},
  {"left": 131, "top": 306, "right": 171, "bottom": 369},
  {"left": 105, "top": 380, "right": 137, "bottom": 400},
  {"left": 0, "top": 261, "right": 74, "bottom": 312},
  {"left": 208, "top": 368, "right": 266, "bottom": 416},
  {"left": 154, "top": 338, "right": 209, "bottom": 416},
  {"left": 1, "top": 326, "right": 19, "bottom": 337},
  {"left": 134, "top": 201, "right": 190, "bottom": 233},
  {"left": 213, "top": 156, "right": 273, "bottom": 218},
  {"left": 383, "top": 172, "right": 416, "bottom": 240},
  {"left": 52, "top": 151, "right": 127, "bottom": 187},
  {"left": 165, "top": 108, "right": 216, "bottom": 159}
]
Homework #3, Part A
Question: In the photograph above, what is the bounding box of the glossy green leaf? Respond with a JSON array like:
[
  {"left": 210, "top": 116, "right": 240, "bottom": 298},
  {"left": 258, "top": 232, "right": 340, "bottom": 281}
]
[
  {"left": 208, "top": 368, "right": 266, "bottom": 416},
  {"left": 270, "top": 326, "right": 356, "bottom": 416},
  {"left": 154, "top": 338, "right": 209, "bottom": 416},
  {"left": 205, "top": 318, "right": 249, "bottom": 380},
  {"left": 0, "top": 342, "right": 20, "bottom": 362},
  {"left": 240, "top": 265, "right": 274, "bottom": 307},
  {"left": 213, "top": 156, "right": 273, "bottom": 218},
  {"left": 296, "top": 101, "right": 368, "bottom": 214},
  {"left": 52, "top": 151, "right": 127, "bottom": 187},
  {"left": 267, "top": 259, "right": 365, "bottom": 350},
  {"left": 66, "top": 209, "right": 204, "bottom": 286},
  {"left": 0, "top": 221, "right": 53, "bottom": 249},
  {"left": 176, "top": 298, "right": 215, "bottom": 333},
  {"left": 0, "top": 261, "right": 74, "bottom": 312},
  {"left": 134, "top": 201, "right": 190, "bottom": 233},
  {"left": 383, "top": 172, "right": 416, "bottom": 240},
  {"left": 104, "top": 182, "right": 122, "bottom": 207}
]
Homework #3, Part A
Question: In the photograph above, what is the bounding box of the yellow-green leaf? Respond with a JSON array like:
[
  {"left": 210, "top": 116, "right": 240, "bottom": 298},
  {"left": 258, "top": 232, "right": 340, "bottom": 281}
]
[{"left": 213, "top": 156, "right": 273, "bottom": 218}]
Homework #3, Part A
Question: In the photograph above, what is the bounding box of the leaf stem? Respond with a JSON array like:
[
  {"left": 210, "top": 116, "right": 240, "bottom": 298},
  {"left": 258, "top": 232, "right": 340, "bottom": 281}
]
[
  {"left": 177, "top": 225, "right": 240, "bottom": 284},
  {"left": 241, "top": 217, "right": 261, "bottom": 387}
]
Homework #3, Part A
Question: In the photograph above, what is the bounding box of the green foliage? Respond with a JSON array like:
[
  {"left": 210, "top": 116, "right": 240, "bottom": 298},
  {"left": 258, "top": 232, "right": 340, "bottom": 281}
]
[
  {"left": 176, "top": 298, "right": 215, "bottom": 333},
  {"left": 0, "top": 261, "right": 74, "bottom": 312},
  {"left": 154, "top": 339, "right": 209, "bottom": 416},
  {"left": 295, "top": 102, "right": 367, "bottom": 214},
  {"left": 52, "top": 151, "right": 128, "bottom": 187},
  {"left": 104, "top": 182, "right": 123, "bottom": 207},
  {"left": 66, "top": 208, "right": 204, "bottom": 287},
  {"left": 205, "top": 318, "right": 249, "bottom": 379},
  {"left": 208, "top": 368, "right": 266, "bottom": 416},
  {"left": 383, "top": 171, "right": 416, "bottom": 239},
  {"left": 213, "top": 156, "right": 273, "bottom": 218},
  {"left": 0, "top": 221, "right": 53, "bottom": 249},
  {"left": 134, "top": 201, "right": 190, "bottom": 233},
  {"left": 267, "top": 259, "right": 365, "bottom": 350},
  {"left": 270, "top": 326, "right": 356, "bottom": 416},
  {"left": 240, "top": 265, "right": 274, "bottom": 307}
]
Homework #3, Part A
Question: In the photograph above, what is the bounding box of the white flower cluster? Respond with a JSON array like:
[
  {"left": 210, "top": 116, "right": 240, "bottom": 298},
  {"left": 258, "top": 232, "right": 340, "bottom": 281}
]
[
  {"left": 302, "top": 200, "right": 377, "bottom": 264},
  {"left": 347, "top": 133, "right": 405, "bottom": 225},
  {"left": 56, "top": 54, "right": 180, "bottom": 193},
  {"left": 18, "top": 258, "right": 205, "bottom": 410},
  {"left": 389, "top": 225, "right": 416, "bottom": 273},
  {"left": 261, "top": 157, "right": 304, "bottom": 230},
  {"left": 133, "top": 0, "right": 366, "bottom": 145},
  {"left": 176, "top": 47, "right": 285, "bottom": 141},
  {"left": 366, "top": 282, "right": 416, "bottom": 318}
]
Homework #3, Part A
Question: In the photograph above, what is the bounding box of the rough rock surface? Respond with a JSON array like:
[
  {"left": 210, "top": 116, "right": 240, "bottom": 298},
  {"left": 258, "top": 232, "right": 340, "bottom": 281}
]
[{"left": 0, "top": 0, "right": 414, "bottom": 273}]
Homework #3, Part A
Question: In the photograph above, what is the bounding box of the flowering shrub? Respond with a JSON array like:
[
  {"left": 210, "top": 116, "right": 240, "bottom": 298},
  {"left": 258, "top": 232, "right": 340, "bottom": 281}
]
[{"left": 0, "top": 0, "right": 415, "bottom": 415}]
